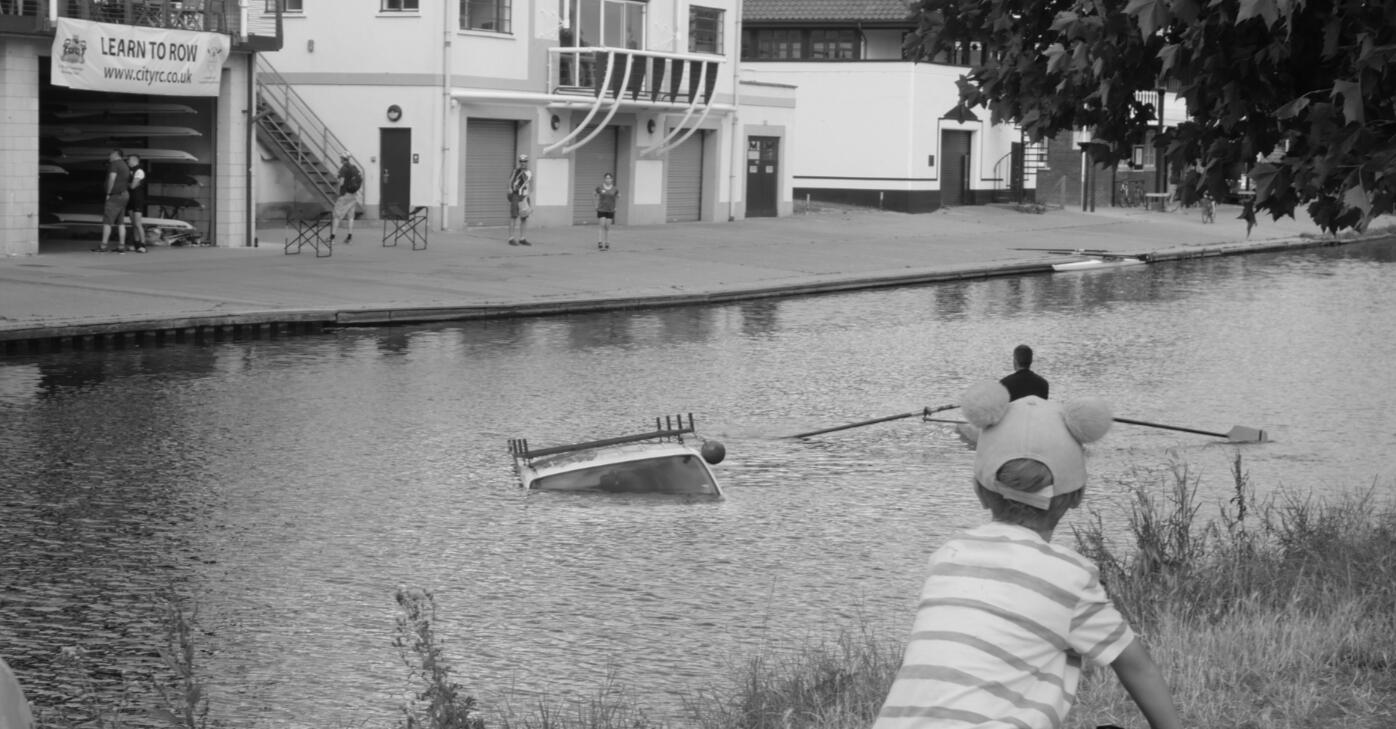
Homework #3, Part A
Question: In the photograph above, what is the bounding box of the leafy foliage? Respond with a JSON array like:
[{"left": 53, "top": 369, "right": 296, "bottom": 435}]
[{"left": 906, "top": 0, "right": 1396, "bottom": 232}]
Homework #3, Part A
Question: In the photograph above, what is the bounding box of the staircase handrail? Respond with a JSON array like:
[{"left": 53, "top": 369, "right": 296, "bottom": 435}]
[{"left": 255, "top": 55, "right": 359, "bottom": 187}]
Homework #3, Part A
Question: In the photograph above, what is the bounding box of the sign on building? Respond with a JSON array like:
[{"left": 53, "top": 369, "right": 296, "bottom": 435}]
[{"left": 51, "top": 18, "right": 229, "bottom": 97}]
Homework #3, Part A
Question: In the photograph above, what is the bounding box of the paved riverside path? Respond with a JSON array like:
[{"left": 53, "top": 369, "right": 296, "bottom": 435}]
[{"left": 0, "top": 203, "right": 1354, "bottom": 340}]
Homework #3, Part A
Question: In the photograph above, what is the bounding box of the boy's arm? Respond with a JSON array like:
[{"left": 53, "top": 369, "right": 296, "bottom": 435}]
[{"left": 1110, "top": 638, "right": 1183, "bottom": 729}]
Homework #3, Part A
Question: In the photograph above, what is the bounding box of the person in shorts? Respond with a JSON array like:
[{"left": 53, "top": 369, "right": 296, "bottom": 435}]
[
  {"left": 125, "top": 153, "right": 148, "bottom": 253},
  {"left": 507, "top": 154, "right": 532, "bottom": 246},
  {"left": 594, "top": 172, "right": 619, "bottom": 250},
  {"left": 96, "top": 149, "right": 131, "bottom": 253}
]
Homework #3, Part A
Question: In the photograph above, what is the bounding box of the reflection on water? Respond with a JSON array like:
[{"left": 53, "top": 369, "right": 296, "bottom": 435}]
[{"left": 2, "top": 239, "right": 1395, "bottom": 726}]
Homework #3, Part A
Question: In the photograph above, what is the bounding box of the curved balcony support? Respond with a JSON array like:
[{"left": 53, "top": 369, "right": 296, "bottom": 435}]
[{"left": 542, "top": 54, "right": 621, "bottom": 156}]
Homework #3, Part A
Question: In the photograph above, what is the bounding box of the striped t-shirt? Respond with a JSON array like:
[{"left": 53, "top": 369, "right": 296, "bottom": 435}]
[{"left": 874, "top": 522, "right": 1135, "bottom": 729}]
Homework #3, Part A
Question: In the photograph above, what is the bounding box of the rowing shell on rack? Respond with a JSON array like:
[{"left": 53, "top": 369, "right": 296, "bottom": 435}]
[
  {"left": 50, "top": 102, "right": 199, "bottom": 118},
  {"left": 43, "top": 125, "right": 203, "bottom": 141},
  {"left": 59, "top": 148, "right": 201, "bottom": 163}
]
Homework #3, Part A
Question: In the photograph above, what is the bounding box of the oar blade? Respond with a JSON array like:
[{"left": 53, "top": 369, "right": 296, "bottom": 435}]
[{"left": 1226, "top": 426, "right": 1268, "bottom": 443}]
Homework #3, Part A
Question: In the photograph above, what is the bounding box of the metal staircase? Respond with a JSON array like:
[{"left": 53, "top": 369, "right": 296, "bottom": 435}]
[
  {"left": 1023, "top": 137, "right": 1049, "bottom": 175},
  {"left": 992, "top": 133, "right": 1051, "bottom": 203},
  {"left": 253, "top": 56, "right": 358, "bottom": 210}
]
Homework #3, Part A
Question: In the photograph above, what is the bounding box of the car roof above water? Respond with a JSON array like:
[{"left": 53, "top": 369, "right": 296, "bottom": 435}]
[{"left": 521, "top": 442, "right": 723, "bottom": 497}]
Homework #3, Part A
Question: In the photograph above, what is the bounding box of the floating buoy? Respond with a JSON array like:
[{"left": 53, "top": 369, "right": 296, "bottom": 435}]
[{"left": 700, "top": 440, "right": 726, "bottom": 465}]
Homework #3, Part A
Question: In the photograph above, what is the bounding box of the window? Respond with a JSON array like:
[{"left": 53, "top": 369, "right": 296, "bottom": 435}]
[
  {"left": 689, "top": 6, "right": 723, "bottom": 54},
  {"left": 807, "top": 29, "right": 856, "bottom": 59},
  {"left": 265, "top": 0, "right": 303, "bottom": 11},
  {"left": 565, "top": 0, "right": 645, "bottom": 49},
  {"left": 741, "top": 29, "right": 860, "bottom": 61},
  {"left": 463, "top": 0, "right": 511, "bottom": 32},
  {"left": 381, "top": 0, "right": 419, "bottom": 11}
]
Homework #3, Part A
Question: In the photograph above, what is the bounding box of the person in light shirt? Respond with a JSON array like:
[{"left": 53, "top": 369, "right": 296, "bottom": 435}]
[{"left": 874, "top": 382, "right": 1183, "bottom": 729}]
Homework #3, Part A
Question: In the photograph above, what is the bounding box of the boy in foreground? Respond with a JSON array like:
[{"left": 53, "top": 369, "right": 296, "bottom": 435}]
[{"left": 874, "top": 382, "right": 1183, "bottom": 729}]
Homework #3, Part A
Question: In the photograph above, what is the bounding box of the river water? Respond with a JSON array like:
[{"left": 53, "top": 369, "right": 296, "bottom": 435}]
[{"left": 2, "top": 239, "right": 1394, "bottom": 727}]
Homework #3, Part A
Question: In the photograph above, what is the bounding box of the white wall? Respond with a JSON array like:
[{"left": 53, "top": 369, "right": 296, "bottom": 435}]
[
  {"left": 740, "top": 61, "right": 1024, "bottom": 196},
  {"left": 256, "top": 0, "right": 749, "bottom": 226}
]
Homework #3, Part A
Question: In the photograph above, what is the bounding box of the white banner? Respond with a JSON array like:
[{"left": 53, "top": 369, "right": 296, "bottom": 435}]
[{"left": 51, "top": 18, "right": 229, "bottom": 97}]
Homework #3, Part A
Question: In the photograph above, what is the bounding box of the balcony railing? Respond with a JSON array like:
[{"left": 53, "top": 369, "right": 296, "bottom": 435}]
[
  {"left": 0, "top": 0, "right": 282, "bottom": 48},
  {"left": 551, "top": 46, "right": 723, "bottom": 106}
]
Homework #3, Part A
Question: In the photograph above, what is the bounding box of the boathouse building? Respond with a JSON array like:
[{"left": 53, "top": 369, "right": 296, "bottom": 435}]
[{"left": 0, "top": 1, "right": 284, "bottom": 257}]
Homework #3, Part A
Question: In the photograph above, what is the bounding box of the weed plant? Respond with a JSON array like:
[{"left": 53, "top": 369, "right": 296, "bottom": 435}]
[
  {"left": 393, "top": 587, "right": 483, "bottom": 729},
  {"left": 1070, "top": 453, "right": 1396, "bottom": 728}
]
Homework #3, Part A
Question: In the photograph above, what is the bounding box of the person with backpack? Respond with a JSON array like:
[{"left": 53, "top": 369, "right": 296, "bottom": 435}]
[{"left": 331, "top": 153, "right": 362, "bottom": 244}]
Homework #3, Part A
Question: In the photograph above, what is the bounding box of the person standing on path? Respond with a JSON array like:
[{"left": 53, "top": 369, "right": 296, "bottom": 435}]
[
  {"left": 594, "top": 172, "right": 619, "bottom": 250},
  {"left": 330, "top": 153, "right": 362, "bottom": 244},
  {"left": 1001, "top": 343, "right": 1049, "bottom": 401},
  {"left": 507, "top": 154, "right": 533, "bottom": 246},
  {"left": 95, "top": 149, "right": 131, "bottom": 253},
  {"left": 125, "top": 153, "right": 148, "bottom": 253}
]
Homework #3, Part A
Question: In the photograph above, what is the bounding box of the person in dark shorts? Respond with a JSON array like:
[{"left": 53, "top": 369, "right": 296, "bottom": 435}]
[
  {"left": 1000, "top": 344, "right": 1049, "bottom": 400},
  {"left": 507, "top": 154, "right": 532, "bottom": 246},
  {"left": 95, "top": 149, "right": 131, "bottom": 253},
  {"left": 125, "top": 153, "right": 148, "bottom": 253},
  {"left": 594, "top": 172, "right": 619, "bottom": 250}
]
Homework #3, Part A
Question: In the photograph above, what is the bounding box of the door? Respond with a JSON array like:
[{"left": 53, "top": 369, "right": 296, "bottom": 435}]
[
  {"left": 464, "top": 119, "right": 517, "bottom": 226},
  {"left": 380, "top": 127, "right": 411, "bottom": 217},
  {"left": 940, "top": 130, "right": 971, "bottom": 206},
  {"left": 745, "top": 136, "right": 779, "bottom": 217},
  {"left": 571, "top": 126, "right": 619, "bottom": 224},
  {"left": 666, "top": 131, "right": 704, "bottom": 222}
]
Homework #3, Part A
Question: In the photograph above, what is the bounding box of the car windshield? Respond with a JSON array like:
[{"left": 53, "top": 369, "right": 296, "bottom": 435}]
[{"left": 532, "top": 454, "right": 718, "bottom": 495}]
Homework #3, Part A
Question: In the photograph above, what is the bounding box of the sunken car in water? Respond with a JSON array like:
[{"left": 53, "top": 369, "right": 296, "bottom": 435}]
[{"left": 508, "top": 414, "right": 727, "bottom": 497}]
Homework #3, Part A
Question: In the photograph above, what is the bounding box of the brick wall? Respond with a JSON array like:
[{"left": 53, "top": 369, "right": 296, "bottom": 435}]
[{"left": 1041, "top": 132, "right": 1118, "bottom": 210}]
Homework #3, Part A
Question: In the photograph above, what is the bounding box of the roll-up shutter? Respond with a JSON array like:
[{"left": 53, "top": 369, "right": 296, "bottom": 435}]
[
  {"left": 464, "top": 119, "right": 516, "bottom": 227},
  {"left": 665, "top": 131, "right": 704, "bottom": 222},
  {"left": 571, "top": 127, "right": 619, "bottom": 224}
]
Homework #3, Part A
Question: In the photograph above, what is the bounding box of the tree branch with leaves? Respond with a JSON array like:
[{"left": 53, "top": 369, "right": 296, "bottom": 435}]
[{"left": 907, "top": 0, "right": 1396, "bottom": 232}]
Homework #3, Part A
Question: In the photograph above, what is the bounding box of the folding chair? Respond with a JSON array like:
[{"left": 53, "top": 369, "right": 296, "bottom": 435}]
[
  {"left": 381, "top": 203, "right": 428, "bottom": 251},
  {"left": 285, "top": 210, "right": 332, "bottom": 257}
]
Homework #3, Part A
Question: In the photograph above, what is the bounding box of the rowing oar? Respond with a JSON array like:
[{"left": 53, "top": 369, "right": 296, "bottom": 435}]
[
  {"left": 1112, "top": 417, "right": 1268, "bottom": 443},
  {"left": 927, "top": 417, "right": 1267, "bottom": 444},
  {"left": 788, "top": 403, "right": 958, "bottom": 439}
]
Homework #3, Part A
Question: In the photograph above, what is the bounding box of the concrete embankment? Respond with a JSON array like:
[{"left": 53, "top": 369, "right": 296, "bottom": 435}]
[{"left": 0, "top": 204, "right": 1377, "bottom": 354}]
